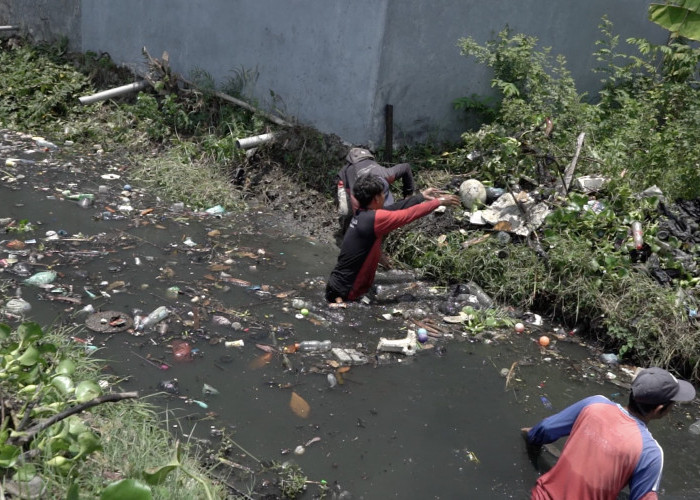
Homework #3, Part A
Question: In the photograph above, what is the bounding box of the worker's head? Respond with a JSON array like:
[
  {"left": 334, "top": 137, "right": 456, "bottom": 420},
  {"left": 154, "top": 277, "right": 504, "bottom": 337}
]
[
  {"left": 628, "top": 367, "right": 695, "bottom": 419},
  {"left": 353, "top": 174, "right": 386, "bottom": 209}
]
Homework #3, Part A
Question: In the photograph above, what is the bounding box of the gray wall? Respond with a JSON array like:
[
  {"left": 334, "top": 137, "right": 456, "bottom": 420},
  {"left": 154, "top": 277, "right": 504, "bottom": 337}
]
[{"left": 0, "top": 1, "right": 667, "bottom": 147}]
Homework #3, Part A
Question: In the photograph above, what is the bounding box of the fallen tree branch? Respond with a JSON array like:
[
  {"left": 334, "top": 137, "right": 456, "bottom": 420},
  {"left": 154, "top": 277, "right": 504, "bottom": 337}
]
[{"left": 11, "top": 391, "right": 138, "bottom": 446}]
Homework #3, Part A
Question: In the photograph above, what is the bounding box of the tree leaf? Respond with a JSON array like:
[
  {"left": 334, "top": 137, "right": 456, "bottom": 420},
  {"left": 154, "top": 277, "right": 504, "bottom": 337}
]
[
  {"left": 649, "top": 3, "right": 700, "bottom": 41},
  {"left": 289, "top": 391, "right": 311, "bottom": 419}
]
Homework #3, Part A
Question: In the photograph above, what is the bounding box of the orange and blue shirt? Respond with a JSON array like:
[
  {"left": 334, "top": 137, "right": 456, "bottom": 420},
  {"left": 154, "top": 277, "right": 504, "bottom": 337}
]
[{"left": 527, "top": 395, "right": 662, "bottom": 500}]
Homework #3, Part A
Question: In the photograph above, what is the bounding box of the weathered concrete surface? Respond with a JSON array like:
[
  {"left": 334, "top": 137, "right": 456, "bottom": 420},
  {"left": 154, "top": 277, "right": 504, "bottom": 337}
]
[
  {"left": 0, "top": 1, "right": 667, "bottom": 147},
  {"left": 0, "top": 0, "right": 80, "bottom": 47}
]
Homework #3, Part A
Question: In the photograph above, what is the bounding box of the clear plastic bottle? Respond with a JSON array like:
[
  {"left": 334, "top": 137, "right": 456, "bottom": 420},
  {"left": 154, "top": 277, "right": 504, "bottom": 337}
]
[
  {"left": 140, "top": 306, "right": 170, "bottom": 330},
  {"left": 631, "top": 221, "right": 643, "bottom": 250},
  {"left": 689, "top": 420, "right": 700, "bottom": 435},
  {"left": 296, "top": 340, "right": 332, "bottom": 352},
  {"left": 337, "top": 181, "right": 349, "bottom": 216}
]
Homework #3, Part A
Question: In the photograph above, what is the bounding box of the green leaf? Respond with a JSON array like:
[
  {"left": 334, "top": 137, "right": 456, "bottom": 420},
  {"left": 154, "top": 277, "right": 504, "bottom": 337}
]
[
  {"left": 37, "top": 343, "right": 57, "bottom": 355},
  {"left": 17, "top": 345, "right": 40, "bottom": 366},
  {"left": 143, "top": 441, "right": 183, "bottom": 485},
  {"left": 101, "top": 479, "right": 153, "bottom": 500},
  {"left": 66, "top": 482, "right": 80, "bottom": 500},
  {"left": 75, "top": 380, "right": 102, "bottom": 403},
  {"left": 17, "top": 322, "right": 44, "bottom": 343},
  {"left": 56, "top": 359, "right": 77, "bottom": 376},
  {"left": 0, "top": 323, "right": 11, "bottom": 339},
  {"left": 51, "top": 375, "right": 75, "bottom": 395},
  {"left": 13, "top": 463, "right": 37, "bottom": 481},
  {"left": 649, "top": 2, "right": 700, "bottom": 41},
  {"left": 142, "top": 463, "right": 179, "bottom": 486},
  {"left": 67, "top": 416, "right": 90, "bottom": 436},
  {"left": 0, "top": 444, "right": 21, "bottom": 468},
  {"left": 73, "top": 431, "right": 102, "bottom": 460}
]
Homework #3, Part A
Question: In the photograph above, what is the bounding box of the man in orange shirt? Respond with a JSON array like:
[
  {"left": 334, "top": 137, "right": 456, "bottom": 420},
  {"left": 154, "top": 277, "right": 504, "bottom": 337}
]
[{"left": 522, "top": 367, "right": 695, "bottom": 499}]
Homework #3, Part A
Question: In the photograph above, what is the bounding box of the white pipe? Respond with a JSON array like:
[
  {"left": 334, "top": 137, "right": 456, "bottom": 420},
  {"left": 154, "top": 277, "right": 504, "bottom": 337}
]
[
  {"left": 79, "top": 80, "right": 149, "bottom": 105},
  {"left": 236, "top": 133, "right": 277, "bottom": 149},
  {"left": 0, "top": 26, "right": 19, "bottom": 31}
]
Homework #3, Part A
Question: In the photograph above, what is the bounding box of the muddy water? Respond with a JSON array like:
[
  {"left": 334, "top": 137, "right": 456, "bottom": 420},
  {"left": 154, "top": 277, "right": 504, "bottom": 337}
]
[{"left": 2, "top": 133, "right": 699, "bottom": 499}]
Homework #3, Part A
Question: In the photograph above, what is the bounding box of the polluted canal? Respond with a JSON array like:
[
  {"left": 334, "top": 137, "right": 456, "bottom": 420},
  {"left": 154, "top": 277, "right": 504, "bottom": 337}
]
[{"left": 1, "top": 129, "right": 699, "bottom": 499}]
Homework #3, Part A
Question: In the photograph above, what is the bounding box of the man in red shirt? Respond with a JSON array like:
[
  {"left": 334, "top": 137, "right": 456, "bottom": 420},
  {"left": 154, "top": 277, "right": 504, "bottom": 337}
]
[
  {"left": 522, "top": 367, "right": 695, "bottom": 500},
  {"left": 326, "top": 174, "right": 460, "bottom": 303}
]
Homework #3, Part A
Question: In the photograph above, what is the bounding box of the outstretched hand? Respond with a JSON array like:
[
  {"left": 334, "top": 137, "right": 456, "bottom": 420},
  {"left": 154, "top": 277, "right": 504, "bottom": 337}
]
[
  {"left": 436, "top": 194, "right": 462, "bottom": 208},
  {"left": 421, "top": 187, "right": 448, "bottom": 200}
]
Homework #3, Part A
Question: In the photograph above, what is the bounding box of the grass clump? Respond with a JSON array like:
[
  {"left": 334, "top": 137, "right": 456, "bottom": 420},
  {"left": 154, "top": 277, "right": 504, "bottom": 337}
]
[{"left": 131, "top": 147, "right": 246, "bottom": 211}]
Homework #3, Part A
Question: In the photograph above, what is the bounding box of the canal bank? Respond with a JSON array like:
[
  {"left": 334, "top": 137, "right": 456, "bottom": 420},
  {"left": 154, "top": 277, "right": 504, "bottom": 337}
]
[{"left": 2, "top": 129, "right": 700, "bottom": 498}]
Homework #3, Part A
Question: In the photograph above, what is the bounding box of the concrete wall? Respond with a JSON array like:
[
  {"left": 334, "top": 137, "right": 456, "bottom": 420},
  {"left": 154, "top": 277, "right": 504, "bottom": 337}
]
[
  {"left": 0, "top": 0, "right": 80, "bottom": 47},
  {"left": 0, "top": 0, "right": 667, "bottom": 148},
  {"left": 377, "top": 0, "right": 667, "bottom": 145}
]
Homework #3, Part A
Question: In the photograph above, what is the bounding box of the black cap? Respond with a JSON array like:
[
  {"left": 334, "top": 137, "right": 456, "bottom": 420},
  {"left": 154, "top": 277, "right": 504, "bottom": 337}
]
[{"left": 631, "top": 367, "right": 696, "bottom": 405}]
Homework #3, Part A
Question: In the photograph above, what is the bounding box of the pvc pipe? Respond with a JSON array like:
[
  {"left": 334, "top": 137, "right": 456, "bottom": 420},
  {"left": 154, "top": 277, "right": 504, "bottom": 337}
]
[
  {"left": 79, "top": 80, "right": 149, "bottom": 105},
  {"left": 236, "top": 133, "right": 277, "bottom": 149},
  {"left": 0, "top": 26, "right": 19, "bottom": 31}
]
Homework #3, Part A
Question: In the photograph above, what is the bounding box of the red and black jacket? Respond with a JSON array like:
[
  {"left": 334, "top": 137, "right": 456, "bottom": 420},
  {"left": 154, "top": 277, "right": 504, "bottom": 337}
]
[{"left": 327, "top": 196, "right": 440, "bottom": 301}]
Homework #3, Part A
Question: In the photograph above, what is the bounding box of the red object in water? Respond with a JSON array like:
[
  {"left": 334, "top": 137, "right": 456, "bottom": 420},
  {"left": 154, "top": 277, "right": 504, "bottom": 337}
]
[{"left": 172, "top": 340, "right": 192, "bottom": 361}]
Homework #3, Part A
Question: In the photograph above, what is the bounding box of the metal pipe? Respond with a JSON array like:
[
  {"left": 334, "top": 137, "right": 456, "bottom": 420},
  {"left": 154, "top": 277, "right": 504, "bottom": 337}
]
[
  {"left": 236, "top": 133, "right": 277, "bottom": 149},
  {"left": 78, "top": 80, "right": 149, "bottom": 105},
  {"left": 384, "top": 104, "right": 393, "bottom": 163}
]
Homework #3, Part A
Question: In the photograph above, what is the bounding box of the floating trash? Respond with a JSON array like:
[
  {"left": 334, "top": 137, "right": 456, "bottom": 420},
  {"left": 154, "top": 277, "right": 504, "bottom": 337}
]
[
  {"left": 3, "top": 298, "right": 32, "bottom": 315},
  {"left": 24, "top": 271, "right": 57, "bottom": 286},
  {"left": 202, "top": 383, "right": 220, "bottom": 396},
  {"left": 540, "top": 396, "right": 553, "bottom": 410},
  {"left": 158, "top": 379, "right": 180, "bottom": 394},
  {"left": 85, "top": 311, "right": 134, "bottom": 333}
]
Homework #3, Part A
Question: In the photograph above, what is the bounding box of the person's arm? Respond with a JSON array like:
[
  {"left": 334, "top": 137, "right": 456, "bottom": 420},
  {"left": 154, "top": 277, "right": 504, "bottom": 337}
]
[
  {"left": 382, "top": 163, "right": 415, "bottom": 198},
  {"left": 628, "top": 441, "right": 663, "bottom": 500},
  {"left": 373, "top": 198, "right": 441, "bottom": 236},
  {"left": 525, "top": 395, "right": 608, "bottom": 446},
  {"left": 373, "top": 195, "right": 460, "bottom": 236}
]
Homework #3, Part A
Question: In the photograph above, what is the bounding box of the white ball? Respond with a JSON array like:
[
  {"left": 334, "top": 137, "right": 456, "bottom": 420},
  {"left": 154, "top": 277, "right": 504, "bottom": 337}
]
[
  {"left": 515, "top": 322, "right": 525, "bottom": 333},
  {"left": 459, "top": 179, "right": 487, "bottom": 209}
]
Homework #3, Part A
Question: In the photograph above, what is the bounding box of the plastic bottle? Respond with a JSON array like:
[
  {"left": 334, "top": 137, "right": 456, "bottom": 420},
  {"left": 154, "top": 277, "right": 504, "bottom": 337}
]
[
  {"left": 140, "top": 306, "right": 170, "bottom": 330},
  {"left": 33, "top": 137, "right": 59, "bottom": 150},
  {"left": 296, "top": 340, "right": 332, "bottom": 352},
  {"left": 337, "top": 181, "right": 349, "bottom": 216},
  {"left": 689, "top": 420, "right": 700, "bottom": 436},
  {"left": 67, "top": 193, "right": 95, "bottom": 201},
  {"left": 631, "top": 221, "right": 643, "bottom": 250},
  {"left": 465, "top": 281, "right": 493, "bottom": 308}
]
